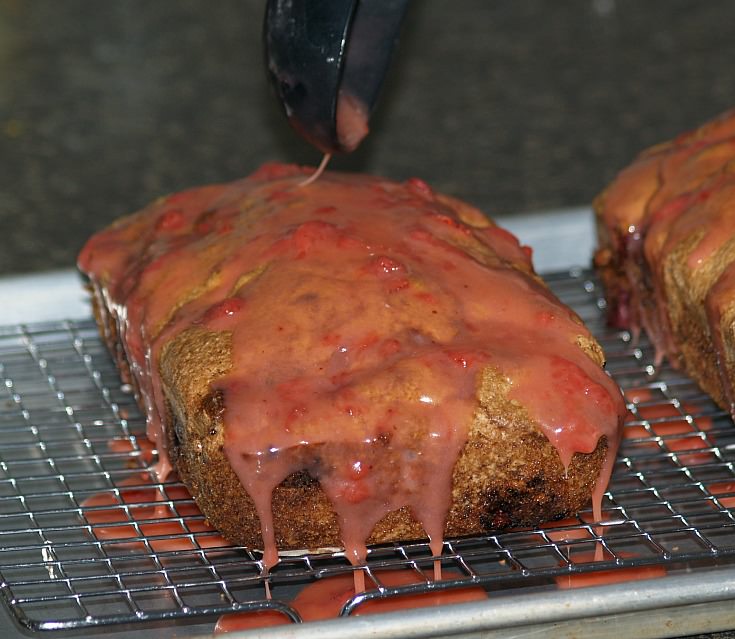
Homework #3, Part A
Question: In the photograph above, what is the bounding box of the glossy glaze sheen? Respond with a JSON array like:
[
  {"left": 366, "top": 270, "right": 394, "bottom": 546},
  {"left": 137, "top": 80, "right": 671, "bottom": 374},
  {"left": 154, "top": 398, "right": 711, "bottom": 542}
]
[{"left": 79, "top": 164, "right": 624, "bottom": 567}]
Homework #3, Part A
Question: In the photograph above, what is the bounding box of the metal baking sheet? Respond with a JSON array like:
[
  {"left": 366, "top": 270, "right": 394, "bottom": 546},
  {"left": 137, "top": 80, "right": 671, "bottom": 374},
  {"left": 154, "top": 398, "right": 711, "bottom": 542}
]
[{"left": 1, "top": 208, "right": 735, "bottom": 638}]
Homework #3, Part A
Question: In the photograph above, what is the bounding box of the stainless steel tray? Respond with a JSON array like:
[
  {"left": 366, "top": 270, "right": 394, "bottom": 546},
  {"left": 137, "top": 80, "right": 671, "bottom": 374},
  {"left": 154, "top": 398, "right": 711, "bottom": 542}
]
[{"left": 1, "top": 263, "right": 735, "bottom": 637}]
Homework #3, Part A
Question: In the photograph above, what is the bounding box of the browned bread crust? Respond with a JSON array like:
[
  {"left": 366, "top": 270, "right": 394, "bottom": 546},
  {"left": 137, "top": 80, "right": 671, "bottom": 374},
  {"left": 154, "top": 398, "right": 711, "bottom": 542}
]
[
  {"left": 86, "top": 278, "right": 608, "bottom": 552},
  {"left": 81, "top": 166, "right": 620, "bottom": 555},
  {"left": 162, "top": 326, "right": 608, "bottom": 549}
]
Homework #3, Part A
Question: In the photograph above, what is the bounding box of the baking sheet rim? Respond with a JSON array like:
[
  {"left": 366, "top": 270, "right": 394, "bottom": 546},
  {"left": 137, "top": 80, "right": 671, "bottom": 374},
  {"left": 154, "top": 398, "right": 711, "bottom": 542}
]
[{"left": 218, "top": 564, "right": 735, "bottom": 639}]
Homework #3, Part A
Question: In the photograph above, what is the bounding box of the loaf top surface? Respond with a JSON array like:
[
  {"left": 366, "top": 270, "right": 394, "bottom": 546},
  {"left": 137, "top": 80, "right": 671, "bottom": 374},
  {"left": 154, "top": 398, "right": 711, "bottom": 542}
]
[{"left": 79, "top": 163, "right": 625, "bottom": 564}]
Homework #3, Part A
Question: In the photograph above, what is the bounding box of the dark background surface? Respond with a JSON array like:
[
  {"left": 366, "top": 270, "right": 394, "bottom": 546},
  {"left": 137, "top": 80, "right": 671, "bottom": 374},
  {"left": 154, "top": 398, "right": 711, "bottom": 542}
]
[
  {"left": 1, "top": 0, "right": 735, "bottom": 278},
  {"left": 2, "top": 3, "right": 735, "bottom": 637}
]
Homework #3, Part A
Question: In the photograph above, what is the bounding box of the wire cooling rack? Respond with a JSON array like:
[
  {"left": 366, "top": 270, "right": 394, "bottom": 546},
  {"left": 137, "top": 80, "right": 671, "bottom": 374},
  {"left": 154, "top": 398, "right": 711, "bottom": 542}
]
[{"left": 1, "top": 268, "right": 735, "bottom": 633}]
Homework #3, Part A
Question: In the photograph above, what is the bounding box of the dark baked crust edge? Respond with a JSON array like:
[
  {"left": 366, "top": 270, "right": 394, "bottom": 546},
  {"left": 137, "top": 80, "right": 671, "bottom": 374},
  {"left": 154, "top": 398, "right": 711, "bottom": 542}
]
[{"left": 87, "top": 278, "right": 608, "bottom": 553}]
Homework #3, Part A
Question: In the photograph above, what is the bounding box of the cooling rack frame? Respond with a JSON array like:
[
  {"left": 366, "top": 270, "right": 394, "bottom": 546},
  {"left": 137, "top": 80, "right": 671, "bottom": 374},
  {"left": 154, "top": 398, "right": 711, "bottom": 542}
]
[{"left": 1, "top": 268, "right": 735, "bottom": 639}]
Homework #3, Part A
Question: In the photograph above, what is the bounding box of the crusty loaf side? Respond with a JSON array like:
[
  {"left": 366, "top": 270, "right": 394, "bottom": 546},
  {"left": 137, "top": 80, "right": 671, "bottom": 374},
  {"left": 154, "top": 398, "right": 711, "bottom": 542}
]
[
  {"left": 87, "top": 282, "right": 607, "bottom": 550},
  {"left": 594, "top": 109, "right": 735, "bottom": 415},
  {"left": 80, "top": 164, "right": 624, "bottom": 560},
  {"left": 155, "top": 324, "right": 607, "bottom": 551},
  {"left": 87, "top": 278, "right": 609, "bottom": 552}
]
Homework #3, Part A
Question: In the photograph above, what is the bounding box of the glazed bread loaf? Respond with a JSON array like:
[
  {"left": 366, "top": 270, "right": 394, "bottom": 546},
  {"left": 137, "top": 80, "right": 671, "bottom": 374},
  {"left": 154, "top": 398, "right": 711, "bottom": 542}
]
[
  {"left": 594, "top": 109, "right": 735, "bottom": 415},
  {"left": 79, "top": 163, "right": 625, "bottom": 566}
]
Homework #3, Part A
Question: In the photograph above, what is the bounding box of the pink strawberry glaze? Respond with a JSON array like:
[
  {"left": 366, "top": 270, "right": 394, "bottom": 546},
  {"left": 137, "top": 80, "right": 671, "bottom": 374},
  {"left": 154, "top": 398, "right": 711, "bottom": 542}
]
[{"left": 79, "top": 164, "right": 625, "bottom": 568}]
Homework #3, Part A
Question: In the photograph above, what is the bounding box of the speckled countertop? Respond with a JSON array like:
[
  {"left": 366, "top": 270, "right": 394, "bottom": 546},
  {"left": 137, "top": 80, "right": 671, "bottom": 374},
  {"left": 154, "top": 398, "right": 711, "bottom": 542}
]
[
  {"left": 1, "top": 1, "right": 735, "bottom": 637},
  {"left": 2, "top": 0, "right": 735, "bottom": 275}
]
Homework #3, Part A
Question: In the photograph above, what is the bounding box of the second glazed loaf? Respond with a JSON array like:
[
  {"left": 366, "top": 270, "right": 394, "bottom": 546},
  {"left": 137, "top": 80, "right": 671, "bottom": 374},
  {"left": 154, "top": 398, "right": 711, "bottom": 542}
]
[{"left": 595, "top": 109, "right": 735, "bottom": 415}]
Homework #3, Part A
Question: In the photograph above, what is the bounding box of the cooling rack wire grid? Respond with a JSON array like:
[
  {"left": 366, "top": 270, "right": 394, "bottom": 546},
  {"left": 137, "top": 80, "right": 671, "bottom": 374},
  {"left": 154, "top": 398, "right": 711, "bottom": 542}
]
[{"left": 1, "top": 268, "right": 735, "bottom": 631}]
